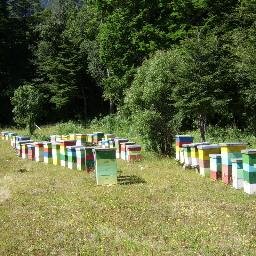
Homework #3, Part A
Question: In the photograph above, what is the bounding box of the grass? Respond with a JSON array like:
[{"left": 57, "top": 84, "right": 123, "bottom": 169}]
[{"left": 1, "top": 127, "right": 256, "bottom": 255}]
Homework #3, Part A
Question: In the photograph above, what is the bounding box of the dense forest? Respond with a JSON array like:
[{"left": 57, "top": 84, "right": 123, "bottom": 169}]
[{"left": 0, "top": 0, "right": 256, "bottom": 153}]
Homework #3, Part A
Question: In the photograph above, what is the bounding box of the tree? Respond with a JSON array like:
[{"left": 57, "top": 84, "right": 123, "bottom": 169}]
[{"left": 11, "top": 84, "right": 43, "bottom": 134}]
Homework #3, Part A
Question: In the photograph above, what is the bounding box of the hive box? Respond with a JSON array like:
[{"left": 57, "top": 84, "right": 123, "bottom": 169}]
[
  {"left": 27, "top": 144, "right": 35, "bottom": 160},
  {"left": 220, "top": 143, "right": 247, "bottom": 185},
  {"left": 175, "top": 135, "right": 193, "bottom": 161},
  {"left": 52, "top": 142, "right": 61, "bottom": 165},
  {"left": 126, "top": 144, "right": 142, "bottom": 162},
  {"left": 43, "top": 142, "right": 53, "bottom": 164},
  {"left": 242, "top": 149, "right": 256, "bottom": 194},
  {"left": 60, "top": 140, "right": 76, "bottom": 167},
  {"left": 120, "top": 142, "right": 135, "bottom": 160},
  {"left": 1, "top": 131, "right": 9, "bottom": 140},
  {"left": 198, "top": 144, "right": 221, "bottom": 177},
  {"left": 114, "top": 138, "right": 129, "bottom": 159},
  {"left": 93, "top": 148, "right": 117, "bottom": 185},
  {"left": 34, "top": 142, "right": 45, "bottom": 162},
  {"left": 93, "top": 132, "right": 104, "bottom": 144},
  {"left": 16, "top": 140, "right": 33, "bottom": 157},
  {"left": 87, "top": 134, "right": 94, "bottom": 144},
  {"left": 21, "top": 143, "right": 32, "bottom": 159},
  {"left": 191, "top": 142, "right": 210, "bottom": 168},
  {"left": 67, "top": 146, "right": 85, "bottom": 170},
  {"left": 76, "top": 134, "right": 87, "bottom": 146},
  {"left": 232, "top": 158, "right": 243, "bottom": 189},
  {"left": 209, "top": 154, "right": 222, "bottom": 181}
]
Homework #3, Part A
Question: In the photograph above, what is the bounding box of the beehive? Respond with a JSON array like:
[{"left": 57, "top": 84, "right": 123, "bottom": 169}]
[
  {"left": 104, "top": 134, "right": 115, "bottom": 140},
  {"left": 126, "top": 144, "right": 142, "bottom": 162},
  {"left": 114, "top": 138, "right": 129, "bottom": 158},
  {"left": 34, "top": 142, "right": 45, "bottom": 162},
  {"left": 87, "top": 134, "right": 94, "bottom": 143},
  {"left": 209, "top": 154, "right": 222, "bottom": 181},
  {"left": 242, "top": 149, "right": 256, "bottom": 194},
  {"left": 120, "top": 142, "right": 135, "bottom": 160},
  {"left": 52, "top": 142, "right": 61, "bottom": 165},
  {"left": 15, "top": 136, "right": 31, "bottom": 151},
  {"left": 21, "top": 143, "right": 31, "bottom": 159},
  {"left": 50, "top": 135, "right": 57, "bottom": 143},
  {"left": 0, "top": 131, "right": 9, "bottom": 140},
  {"left": 43, "top": 142, "right": 52, "bottom": 164},
  {"left": 76, "top": 134, "right": 87, "bottom": 146},
  {"left": 197, "top": 144, "right": 221, "bottom": 177},
  {"left": 93, "top": 132, "right": 104, "bottom": 144},
  {"left": 182, "top": 144, "right": 193, "bottom": 167},
  {"left": 16, "top": 140, "right": 33, "bottom": 157},
  {"left": 60, "top": 140, "right": 76, "bottom": 167},
  {"left": 67, "top": 146, "right": 80, "bottom": 170},
  {"left": 220, "top": 143, "right": 247, "bottom": 185},
  {"left": 11, "top": 135, "right": 17, "bottom": 148},
  {"left": 61, "top": 135, "right": 70, "bottom": 141},
  {"left": 93, "top": 148, "right": 117, "bottom": 185},
  {"left": 232, "top": 158, "right": 243, "bottom": 189},
  {"left": 27, "top": 144, "right": 35, "bottom": 160},
  {"left": 191, "top": 142, "right": 210, "bottom": 168},
  {"left": 175, "top": 135, "right": 193, "bottom": 161},
  {"left": 69, "top": 134, "right": 77, "bottom": 141}
]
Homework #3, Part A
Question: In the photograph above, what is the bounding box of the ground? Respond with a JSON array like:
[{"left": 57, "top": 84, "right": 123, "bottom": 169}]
[{"left": 1, "top": 139, "right": 256, "bottom": 255}]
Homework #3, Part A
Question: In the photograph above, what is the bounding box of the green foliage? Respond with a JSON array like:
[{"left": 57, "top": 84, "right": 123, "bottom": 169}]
[
  {"left": 55, "top": 121, "right": 86, "bottom": 135},
  {"left": 11, "top": 84, "right": 43, "bottom": 135}
]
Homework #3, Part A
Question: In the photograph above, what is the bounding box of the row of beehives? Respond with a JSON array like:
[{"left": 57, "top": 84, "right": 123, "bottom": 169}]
[
  {"left": 0, "top": 131, "right": 142, "bottom": 186},
  {"left": 176, "top": 135, "right": 256, "bottom": 195}
]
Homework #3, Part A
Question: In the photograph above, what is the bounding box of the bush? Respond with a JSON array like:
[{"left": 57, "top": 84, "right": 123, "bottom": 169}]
[{"left": 55, "top": 121, "right": 86, "bottom": 135}]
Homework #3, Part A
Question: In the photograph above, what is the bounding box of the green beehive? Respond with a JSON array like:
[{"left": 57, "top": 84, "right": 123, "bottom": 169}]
[{"left": 93, "top": 148, "right": 117, "bottom": 185}]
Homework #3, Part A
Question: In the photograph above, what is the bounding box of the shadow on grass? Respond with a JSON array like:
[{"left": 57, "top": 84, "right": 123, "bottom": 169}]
[{"left": 118, "top": 175, "right": 146, "bottom": 185}]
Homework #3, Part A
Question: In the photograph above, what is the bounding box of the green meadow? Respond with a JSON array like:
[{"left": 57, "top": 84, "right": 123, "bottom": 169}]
[{"left": 1, "top": 127, "right": 256, "bottom": 255}]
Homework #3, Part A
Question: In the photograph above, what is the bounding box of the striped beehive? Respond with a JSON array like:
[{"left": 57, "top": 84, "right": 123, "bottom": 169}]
[
  {"left": 52, "top": 142, "right": 61, "bottom": 165},
  {"left": 232, "top": 158, "right": 243, "bottom": 189},
  {"left": 11, "top": 135, "right": 17, "bottom": 148},
  {"left": 76, "top": 147, "right": 86, "bottom": 171},
  {"left": 34, "top": 142, "right": 45, "bottom": 162},
  {"left": 61, "top": 135, "right": 70, "bottom": 141},
  {"left": 60, "top": 140, "right": 76, "bottom": 167},
  {"left": 43, "top": 142, "right": 53, "bottom": 164},
  {"left": 85, "top": 147, "right": 95, "bottom": 172},
  {"left": 8, "top": 133, "right": 17, "bottom": 145},
  {"left": 67, "top": 146, "right": 78, "bottom": 170},
  {"left": 101, "top": 139, "right": 111, "bottom": 149},
  {"left": 175, "top": 135, "right": 193, "bottom": 161},
  {"left": 104, "top": 134, "right": 115, "bottom": 140},
  {"left": 50, "top": 135, "right": 57, "bottom": 143},
  {"left": 27, "top": 144, "right": 35, "bottom": 160},
  {"left": 242, "top": 149, "right": 256, "bottom": 194},
  {"left": 15, "top": 136, "right": 31, "bottom": 151},
  {"left": 21, "top": 143, "right": 31, "bottom": 159},
  {"left": 191, "top": 142, "right": 210, "bottom": 168},
  {"left": 126, "top": 144, "right": 142, "bottom": 162},
  {"left": 120, "top": 142, "right": 135, "bottom": 160},
  {"left": 198, "top": 144, "right": 221, "bottom": 177},
  {"left": 209, "top": 154, "right": 222, "bottom": 181},
  {"left": 93, "top": 132, "right": 104, "bottom": 144},
  {"left": 114, "top": 138, "right": 129, "bottom": 158},
  {"left": 76, "top": 134, "right": 87, "bottom": 146},
  {"left": 16, "top": 140, "right": 33, "bottom": 157},
  {"left": 1, "top": 131, "right": 9, "bottom": 140},
  {"left": 220, "top": 143, "right": 247, "bottom": 185},
  {"left": 87, "top": 134, "right": 94, "bottom": 144},
  {"left": 69, "top": 134, "right": 77, "bottom": 141},
  {"left": 93, "top": 148, "right": 117, "bottom": 185},
  {"left": 109, "top": 140, "right": 115, "bottom": 148},
  {"left": 182, "top": 144, "right": 193, "bottom": 167}
]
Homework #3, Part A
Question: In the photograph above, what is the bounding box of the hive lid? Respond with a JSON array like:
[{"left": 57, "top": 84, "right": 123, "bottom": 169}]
[
  {"left": 209, "top": 154, "right": 222, "bottom": 158},
  {"left": 219, "top": 142, "right": 247, "bottom": 147},
  {"left": 197, "top": 144, "right": 220, "bottom": 149},
  {"left": 175, "top": 135, "right": 193, "bottom": 138},
  {"left": 126, "top": 144, "right": 141, "bottom": 149},
  {"left": 241, "top": 149, "right": 256, "bottom": 155},
  {"left": 231, "top": 158, "right": 243, "bottom": 162}
]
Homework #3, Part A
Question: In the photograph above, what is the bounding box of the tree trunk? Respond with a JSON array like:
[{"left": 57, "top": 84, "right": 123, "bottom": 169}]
[
  {"left": 198, "top": 114, "right": 206, "bottom": 142},
  {"left": 109, "top": 101, "right": 114, "bottom": 114},
  {"left": 81, "top": 85, "right": 87, "bottom": 123}
]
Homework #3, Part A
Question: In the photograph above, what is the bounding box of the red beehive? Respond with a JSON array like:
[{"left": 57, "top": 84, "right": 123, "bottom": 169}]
[{"left": 126, "top": 144, "right": 142, "bottom": 162}]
